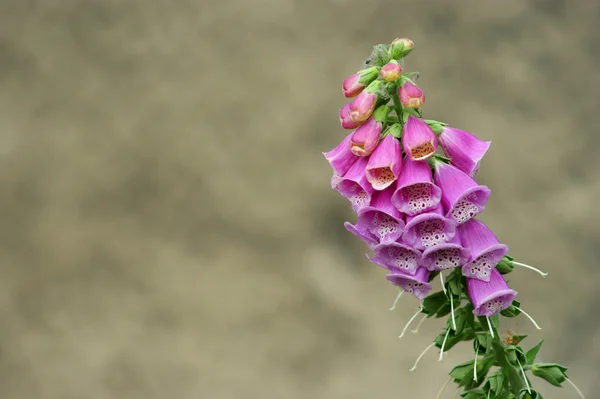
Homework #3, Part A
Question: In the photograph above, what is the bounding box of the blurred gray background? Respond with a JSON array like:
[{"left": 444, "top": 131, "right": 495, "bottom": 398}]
[{"left": 0, "top": 0, "right": 598, "bottom": 398}]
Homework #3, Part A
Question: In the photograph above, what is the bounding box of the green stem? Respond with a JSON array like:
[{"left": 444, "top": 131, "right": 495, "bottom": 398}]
[{"left": 391, "top": 85, "right": 404, "bottom": 126}]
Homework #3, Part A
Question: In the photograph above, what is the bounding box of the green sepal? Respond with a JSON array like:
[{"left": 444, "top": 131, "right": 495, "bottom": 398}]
[
  {"left": 500, "top": 300, "right": 522, "bottom": 318},
  {"left": 460, "top": 388, "right": 487, "bottom": 399},
  {"left": 422, "top": 290, "right": 450, "bottom": 317},
  {"left": 424, "top": 119, "right": 447, "bottom": 135},
  {"left": 447, "top": 269, "right": 465, "bottom": 296},
  {"left": 474, "top": 332, "right": 493, "bottom": 353},
  {"left": 427, "top": 153, "right": 452, "bottom": 169},
  {"left": 484, "top": 370, "right": 506, "bottom": 397},
  {"left": 389, "top": 41, "right": 413, "bottom": 59},
  {"left": 385, "top": 123, "right": 402, "bottom": 139},
  {"left": 525, "top": 340, "right": 544, "bottom": 365},
  {"left": 373, "top": 105, "right": 390, "bottom": 123},
  {"left": 402, "top": 109, "right": 410, "bottom": 123},
  {"left": 505, "top": 345, "right": 527, "bottom": 366},
  {"left": 489, "top": 314, "right": 500, "bottom": 330},
  {"left": 428, "top": 270, "right": 440, "bottom": 282},
  {"left": 510, "top": 334, "right": 528, "bottom": 345},
  {"left": 496, "top": 255, "right": 515, "bottom": 274},
  {"left": 358, "top": 66, "right": 380, "bottom": 86},
  {"left": 462, "top": 353, "right": 495, "bottom": 391},
  {"left": 365, "top": 79, "right": 382, "bottom": 94},
  {"left": 518, "top": 388, "right": 544, "bottom": 399},
  {"left": 435, "top": 327, "right": 475, "bottom": 353},
  {"left": 452, "top": 306, "right": 474, "bottom": 335},
  {"left": 531, "top": 363, "right": 568, "bottom": 387},
  {"left": 371, "top": 44, "right": 392, "bottom": 67},
  {"left": 404, "top": 107, "right": 420, "bottom": 117},
  {"left": 424, "top": 119, "right": 448, "bottom": 126},
  {"left": 450, "top": 359, "right": 475, "bottom": 383}
]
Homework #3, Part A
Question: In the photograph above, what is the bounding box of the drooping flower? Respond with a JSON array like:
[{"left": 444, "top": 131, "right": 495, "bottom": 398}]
[
  {"left": 433, "top": 159, "right": 491, "bottom": 225},
  {"left": 391, "top": 156, "right": 441, "bottom": 215},
  {"left": 350, "top": 117, "right": 382, "bottom": 156},
  {"left": 344, "top": 221, "right": 379, "bottom": 250},
  {"left": 323, "top": 132, "right": 359, "bottom": 180},
  {"left": 333, "top": 156, "right": 374, "bottom": 211},
  {"left": 421, "top": 233, "right": 470, "bottom": 272},
  {"left": 385, "top": 267, "right": 432, "bottom": 300},
  {"left": 402, "top": 115, "right": 438, "bottom": 161},
  {"left": 339, "top": 103, "right": 364, "bottom": 130},
  {"left": 365, "top": 133, "right": 402, "bottom": 190},
  {"left": 380, "top": 61, "right": 403, "bottom": 82},
  {"left": 372, "top": 241, "right": 421, "bottom": 275},
  {"left": 349, "top": 80, "right": 380, "bottom": 122},
  {"left": 458, "top": 218, "right": 509, "bottom": 282},
  {"left": 398, "top": 81, "right": 425, "bottom": 109},
  {"left": 402, "top": 203, "right": 456, "bottom": 250},
  {"left": 467, "top": 268, "right": 517, "bottom": 317},
  {"left": 438, "top": 126, "right": 491, "bottom": 177},
  {"left": 342, "top": 73, "right": 365, "bottom": 98},
  {"left": 356, "top": 186, "right": 405, "bottom": 244}
]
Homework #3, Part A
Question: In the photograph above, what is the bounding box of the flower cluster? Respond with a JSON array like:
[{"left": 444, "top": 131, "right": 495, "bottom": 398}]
[{"left": 322, "top": 38, "right": 584, "bottom": 399}]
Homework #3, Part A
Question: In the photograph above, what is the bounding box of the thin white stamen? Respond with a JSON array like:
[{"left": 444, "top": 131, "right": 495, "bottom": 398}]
[
  {"left": 486, "top": 317, "right": 495, "bottom": 338},
  {"left": 474, "top": 345, "right": 479, "bottom": 382},
  {"left": 565, "top": 378, "right": 586, "bottom": 399},
  {"left": 515, "top": 306, "right": 542, "bottom": 330},
  {"left": 435, "top": 376, "right": 452, "bottom": 399},
  {"left": 399, "top": 305, "right": 423, "bottom": 338},
  {"left": 517, "top": 359, "right": 531, "bottom": 394},
  {"left": 411, "top": 314, "right": 428, "bottom": 334},
  {"left": 409, "top": 342, "right": 435, "bottom": 371},
  {"left": 389, "top": 289, "right": 404, "bottom": 311},
  {"left": 440, "top": 272, "right": 446, "bottom": 294},
  {"left": 450, "top": 294, "right": 457, "bottom": 330},
  {"left": 512, "top": 261, "right": 548, "bottom": 278},
  {"left": 438, "top": 328, "right": 451, "bottom": 362},
  {"left": 453, "top": 388, "right": 459, "bottom": 399}
]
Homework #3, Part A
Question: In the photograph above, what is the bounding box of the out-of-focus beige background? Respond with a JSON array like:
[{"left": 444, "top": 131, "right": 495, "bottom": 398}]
[{"left": 0, "top": 1, "right": 598, "bottom": 398}]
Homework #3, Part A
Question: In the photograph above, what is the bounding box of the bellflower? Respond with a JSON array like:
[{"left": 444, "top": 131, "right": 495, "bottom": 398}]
[
  {"left": 339, "top": 103, "right": 364, "bottom": 130},
  {"left": 421, "top": 234, "right": 470, "bottom": 272},
  {"left": 350, "top": 117, "right": 382, "bottom": 156},
  {"left": 402, "top": 115, "right": 438, "bottom": 161},
  {"left": 398, "top": 81, "right": 425, "bottom": 109},
  {"left": 458, "top": 218, "right": 509, "bottom": 282},
  {"left": 402, "top": 203, "right": 456, "bottom": 250},
  {"left": 323, "top": 132, "right": 359, "bottom": 179},
  {"left": 372, "top": 242, "right": 421, "bottom": 275},
  {"left": 349, "top": 81, "right": 380, "bottom": 122},
  {"left": 342, "top": 73, "right": 365, "bottom": 98},
  {"left": 391, "top": 156, "right": 441, "bottom": 215},
  {"left": 365, "top": 134, "right": 402, "bottom": 190},
  {"left": 433, "top": 159, "right": 491, "bottom": 225},
  {"left": 385, "top": 267, "right": 432, "bottom": 300},
  {"left": 344, "top": 221, "right": 379, "bottom": 250},
  {"left": 333, "top": 156, "right": 374, "bottom": 211},
  {"left": 467, "top": 268, "right": 517, "bottom": 317},
  {"left": 356, "top": 186, "right": 405, "bottom": 244},
  {"left": 438, "top": 126, "right": 491, "bottom": 177}
]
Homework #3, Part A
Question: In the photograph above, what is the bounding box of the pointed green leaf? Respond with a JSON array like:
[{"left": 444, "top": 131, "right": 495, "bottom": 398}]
[
  {"left": 422, "top": 290, "right": 450, "bottom": 317},
  {"left": 532, "top": 363, "right": 568, "bottom": 387},
  {"left": 484, "top": 370, "right": 505, "bottom": 397},
  {"left": 450, "top": 359, "right": 475, "bottom": 382},
  {"left": 525, "top": 340, "right": 544, "bottom": 365},
  {"left": 518, "top": 388, "right": 543, "bottom": 399},
  {"left": 496, "top": 255, "right": 515, "bottom": 274},
  {"left": 460, "top": 388, "right": 487, "bottom": 399},
  {"left": 501, "top": 300, "right": 522, "bottom": 318}
]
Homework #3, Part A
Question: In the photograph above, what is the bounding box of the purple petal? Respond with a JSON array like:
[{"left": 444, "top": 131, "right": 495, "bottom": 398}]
[
  {"left": 433, "top": 160, "right": 491, "bottom": 224},
  {"left": 402, "top": 115, "right": 438, "bottom": 161},
  {"left": 421, "top": 233, "right": 470, "bottom": 271},
  {"left": 356, "top": 187, "right": 405, "bottom": 244},
  {"left": 344, "top": 221, "right": 379, "bottom": 250},
  {"left": 467, "top": 268, "right": 517, "bottom": 317},
  {"left": 402, "top": 204, "right": 456, "bottom": 250},
  {"left": 334, "top": 156, "right": 374, "bottom": 211},
  {"left": 365, "top": 134, "right": 403, "bottom": 191},
  {"left": 385, "top": 267, "right": 432, "bottom": 300},
  {"left": 323, "top": 132, "right": 359, "bottom": 176},
  {"left": 439, "top": 127, "right": 491, "bottom": 177},
  {"left": 458, "top": 219, "right": 509, "bottom": 282},
  {"left": 373, "top": 242, "right": 421, "bottom": 275},
  {"left": 391, "top": 156, "right": 441, "bottom": 215}
]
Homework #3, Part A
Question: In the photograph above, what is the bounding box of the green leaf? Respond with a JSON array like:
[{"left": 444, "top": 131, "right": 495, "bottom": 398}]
[
  {"left": 460, "top": 388, "right": 487, "bottom": 399},
  {"left": 501, "top": 300, "right": 522, "bottom": 318},
  {"left": 385, "top": 123, "right": 402, "bottom": 139},
  {"left": 434, "top": 328, "right": 463, "bottom": 353},
  {"left": 372, "top": 105, "right": 390, "bottom": 123},
  {"left": 453, "top": 306, "right": 474, "bottom": 335},
  {"left": 506, "top": 345, "right": 526, "bottom": 365},
  {"left": 424, "top": 119, "right": 448, "bottom": 126},
  {"left": 484, "top": 370, "right": 506, "bottom": 397},
  {"left": 422, "top": 291, "right": 450, "bottom": 317},
  {"left": 518, "top": 388, "right": 543, "bottom": 399},
  {"left": 525, "top": 340, "right": 544, "bottom": 365},
  {"left": 532, "top": 363, "right": 568, "bottom": 387},
  {"left": 357, "top": 66, "right": 379, "bottom": 86},
  {"left": 450, "top": 359, "right": 475, "bottom": 382}
]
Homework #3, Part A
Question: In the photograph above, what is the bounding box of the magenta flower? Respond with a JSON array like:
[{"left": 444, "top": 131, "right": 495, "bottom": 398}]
[
  {"left": 402, "top": 204, "right": 456, "bottom": 250},
  {"left": 439, "top": 126, "right": 491, "bottom": 177},
  {"left": 372, "top": 242, "right": 421, "bottom": 275},
  {"left": 356, "top": 187, "right": 405, "bottom": 244},
  {"left": 344, "top": 221, "right": 379, "bottom": 250},
  {"left": 421, "top": 234, "right": 470, "bottom": 272},
  {"left": 350, "top": 117, "right": 382, "bottom": 156},
  {"left": 380, "top": 61, "right": 403, "bottom": 82},
  {"left": 339, "top": 103, "right": 364, "bottom": 130},
  {"left": 458, "top": 218, "right": 509, "bottom": 282},
  {"left": 402, "top": 115, "right": 438, "bottom": 161},
  {"left": 342, "top": 73, "right": 365, "bottom": 98},
  {"left": 323, "top": 132, "right": 359, "bottom": 178},
  {"left": 433, "top": 159, "right": 491, "bottom": 225},
  {"left": 391, "top": 156, "right": 441, "bottom": 215},
  {"left": 385, "top": 267, "right": 432, "bottom": 300},
  {"left": 467, "top": 268, "right": 517, "bottom": 317},
  {"left": 333, "top": 156, "right": 374, "bottom": 211},
  {"left": 365, "top": 134, "right": 402, "bottom": 191},
  {"left": 349, "top": 81, "right": 380, "bottom": 122},
  {"left": 398, "top": 81, "right": 425, "bottom": 109}
]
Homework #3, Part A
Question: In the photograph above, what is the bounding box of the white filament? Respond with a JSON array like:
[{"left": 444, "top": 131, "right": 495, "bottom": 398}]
[
  {"left": 435, "top": 376, "right": 452, "bottom": 399},
  {"left": 474, "top": 345, "right": 479, "bottom": 382},
  {"left": 512, "top": 261, "right": 548, "bottom": 278},
  {"left": 450, "top": 294, "right": 457, "bottom": 330},
  {"left": 410, "top": 342, "right": 435, "bottom": 371},
  {"left": 399, "top": 305, "right": 423, "bottom": 338},
  {"left": 486, "top": 317, "right": 495, "bottom": 338},
  {"left": 517, "top": 358, "right": 531, "bottom": 394},
  {"left": 515, "top": 306, "right": 542, "bottom": 330},
  {"left": 438, "top": 328, "right": 451, "bottom": 362},
  {"left": 565, "top": 378, "right": 586, "bottom": 399},
  {"left": 411, "top": 314, "right": 428, "bottom": 334},
  {"left": 440, "top": 272, "right": 446, "bottom": 294},
  {"left": 389, "top": 289, "right": 404, "bottom": 311}
]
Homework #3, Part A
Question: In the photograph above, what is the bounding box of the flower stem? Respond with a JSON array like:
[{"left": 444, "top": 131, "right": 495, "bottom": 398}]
[{"left": 391, "top": 85, "right": 404, "bottom": 126}]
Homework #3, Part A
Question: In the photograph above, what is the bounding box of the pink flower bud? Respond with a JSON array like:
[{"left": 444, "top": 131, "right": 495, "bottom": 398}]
[
  {"left": 380, "top": 61, "right": 403, "bottom": 82},
  {"left": 392, "top": 37, "right": 414, "bottom": 52},
  {"left": 350, "top": 117, "right": 382, "bottom": 156},
  {"left": 398, "top": 81, "right": 425, "bottom": 109},
  {"left": 342, "top": 73, "right": 365, "bottom": 98},
  {"left": 339, "top": 103, "right": 363, "bottom": 130},
  {"left": 349, "top": 81, "right": 380, "bottom": 122}
]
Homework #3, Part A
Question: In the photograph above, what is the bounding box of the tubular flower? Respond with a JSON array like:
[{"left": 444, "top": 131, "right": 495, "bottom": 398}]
[
  {"left": 385, "top": 267, "right": 432, "bottom": 300},
  {"left": 402, "top": 203, "right": 456, "bottom": 250},
  {"left": 398, "top": 81, "right": 425, "bottom": 109},
  {"left": 344, "top": 221, "right": 379, "bottom": 250},
  {"left": 356, "top": 186, "right": 405, "bottom": 244},
  {"left": 333, "top": 156, "right": 374, "bottom": 211},
  {"left": 339, "top": 103, "right": 364, "bottom": 130},
  {"left": 421, "top": 233, "right": 470, "bottom": 272},
  {"left": 323, "top": 132, "right": 359, "bottom": 179},
  {"left": 433, "top": 159, "right": 491, "bottom": 225},
  {"left": 349, "top": 81, "right": 380, "bottom": 122},
  {"left": 458, "top": 218, "right": 509, "bottom": 282},
  {"left": 350, "top": 117, "right": 382, "bottom": 156},
  {"left": 438, "top": 126, "right": 491, "bottom": 177},
  {"left": 402, "top": 115, "right": 438, "bottom": 161},
  {"left": 365, "top": 134, "right": 403, "bottom": 191},
  {"left": 372, "top": 242, "right": 421, "bottom": 275},
  {"left": 342, "top": 73, "right": 365, "bottom": 98},
  {"left": 467, "top": 268, "right": 517, "bottom": 317},
  {"left": 391, "top": 156, "right": 441, "bottom": 215}
]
